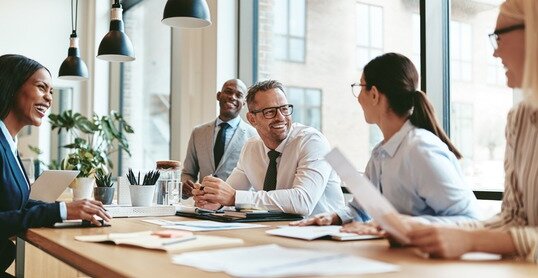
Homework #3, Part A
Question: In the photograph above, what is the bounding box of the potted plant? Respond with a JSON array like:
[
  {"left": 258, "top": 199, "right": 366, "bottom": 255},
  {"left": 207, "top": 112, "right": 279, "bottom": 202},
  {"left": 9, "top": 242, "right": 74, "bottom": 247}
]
[
  {"left": 94, "top": 172, "right": 115, "bottom": 205},
  {"left": 127, "top": 169, "right": 160, "bottom": 207},
  {"left": 49, "top": 110, "right": 134, "bottom": 200}
]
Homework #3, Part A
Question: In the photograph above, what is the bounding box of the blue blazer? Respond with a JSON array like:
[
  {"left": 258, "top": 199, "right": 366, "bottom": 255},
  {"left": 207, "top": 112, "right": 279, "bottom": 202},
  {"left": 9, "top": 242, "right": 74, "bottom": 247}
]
[{"left": 0, "top": 131, "right": 60, "bottom": 239}]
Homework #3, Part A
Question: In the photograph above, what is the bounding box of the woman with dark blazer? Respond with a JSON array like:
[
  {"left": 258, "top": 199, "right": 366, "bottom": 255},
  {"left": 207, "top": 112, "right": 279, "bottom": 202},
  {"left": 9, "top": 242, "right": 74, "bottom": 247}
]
[{"left": 0, "top": 54, "right": 111, "bottom": 274}]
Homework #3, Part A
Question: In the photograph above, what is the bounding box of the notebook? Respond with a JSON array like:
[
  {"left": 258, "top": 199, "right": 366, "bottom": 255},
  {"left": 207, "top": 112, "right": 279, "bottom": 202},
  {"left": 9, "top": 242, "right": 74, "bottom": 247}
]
[
  {"left": 29, "top": 170, "right": 80, "bottom": 202},
  {"left": 75, "top": 230, "right": 243, "bottom": 252},
  {"left": 266, "top": 226, "right": 381, "bottom": 241}
]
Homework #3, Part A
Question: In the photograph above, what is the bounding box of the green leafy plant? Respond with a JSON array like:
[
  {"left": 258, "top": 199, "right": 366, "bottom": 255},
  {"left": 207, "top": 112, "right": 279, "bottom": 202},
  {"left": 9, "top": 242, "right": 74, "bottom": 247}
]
[
  {"left": 28, "top": 145, "right": 61, "bottom": 170},
  {"left": 95, "top": 172, "right": 113, "bottom": 188},
  {"left": 49, "top": 110, "right": 134, "bottom": 178}
]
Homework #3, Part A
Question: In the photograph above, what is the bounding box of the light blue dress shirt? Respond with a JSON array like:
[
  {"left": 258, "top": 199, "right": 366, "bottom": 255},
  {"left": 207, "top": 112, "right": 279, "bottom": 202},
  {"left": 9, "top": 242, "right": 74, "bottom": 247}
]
[
  {"left": 336, "top": 120, "right": 480, "bottom": 224},
  {"left": 0, "top": 121, "right": 67, "bottom": 220},
  {"left": 214, "top": 116, "right": 241, "bottom": 150}
]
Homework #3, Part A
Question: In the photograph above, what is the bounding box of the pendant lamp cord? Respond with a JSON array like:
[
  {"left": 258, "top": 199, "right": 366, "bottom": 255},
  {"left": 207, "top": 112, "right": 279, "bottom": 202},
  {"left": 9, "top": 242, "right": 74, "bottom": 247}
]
[{"left": 71, "top": 0, "right": 79, "bottom": 35}]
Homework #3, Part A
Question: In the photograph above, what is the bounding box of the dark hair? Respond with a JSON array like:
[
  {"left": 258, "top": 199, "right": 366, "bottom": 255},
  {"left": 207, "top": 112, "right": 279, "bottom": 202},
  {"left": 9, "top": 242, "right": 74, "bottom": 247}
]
[
  {"left": 0, "top": 54, "right": 50, "bottom": 120},
  {"left": 363, "top": 52, "right": 462, "bottom": 159},
  {"left": 246, "top": 80, "right": 285, "bottom": 111}
]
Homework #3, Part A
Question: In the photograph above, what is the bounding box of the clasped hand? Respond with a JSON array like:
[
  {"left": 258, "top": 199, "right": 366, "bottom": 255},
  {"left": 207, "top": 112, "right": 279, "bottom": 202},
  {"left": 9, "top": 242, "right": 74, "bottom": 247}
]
[{"left": 192, "top": 176, "right": 236, "bottom": 209}]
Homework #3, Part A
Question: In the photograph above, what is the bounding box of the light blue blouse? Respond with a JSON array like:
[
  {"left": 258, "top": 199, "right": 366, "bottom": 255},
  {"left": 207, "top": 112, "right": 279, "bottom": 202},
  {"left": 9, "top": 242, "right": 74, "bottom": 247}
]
[{"left": 336, "top": 120, "right": 480, "bottom": 224}]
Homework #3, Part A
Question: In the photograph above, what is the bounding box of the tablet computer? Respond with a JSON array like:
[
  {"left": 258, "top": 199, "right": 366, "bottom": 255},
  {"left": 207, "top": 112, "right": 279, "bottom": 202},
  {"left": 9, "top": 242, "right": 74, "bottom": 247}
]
[{"left": 29, "top": 170, "right": 80, "bottom": 202}]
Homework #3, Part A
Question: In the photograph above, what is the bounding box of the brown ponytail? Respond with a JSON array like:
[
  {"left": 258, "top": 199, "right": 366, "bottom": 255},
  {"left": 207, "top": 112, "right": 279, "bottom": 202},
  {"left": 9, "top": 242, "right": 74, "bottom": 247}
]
[
  {"left": 410, "top": 90, "right": 462, "bottom": 159},
  {"left": 363, "top": 53, "right": 462, "bottom": 159}
]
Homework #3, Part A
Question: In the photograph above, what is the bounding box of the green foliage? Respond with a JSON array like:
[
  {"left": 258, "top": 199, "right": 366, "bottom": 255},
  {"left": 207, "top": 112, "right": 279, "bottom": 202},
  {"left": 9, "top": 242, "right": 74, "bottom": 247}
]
[
  {"left": 27, "top": 145, "right": 60, "bottom": 170},
  {"left": 95, "top": 172, "right": 113, "bottom": 187},
  {"left": 49, "top": 110, "right": 134, "bottom": 178}
]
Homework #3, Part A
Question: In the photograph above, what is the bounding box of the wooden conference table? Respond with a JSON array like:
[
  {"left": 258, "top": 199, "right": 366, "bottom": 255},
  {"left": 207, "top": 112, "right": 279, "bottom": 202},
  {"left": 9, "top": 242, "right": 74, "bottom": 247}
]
[{"left": 15, "top": 216, "right": 537, "bottom": 278}]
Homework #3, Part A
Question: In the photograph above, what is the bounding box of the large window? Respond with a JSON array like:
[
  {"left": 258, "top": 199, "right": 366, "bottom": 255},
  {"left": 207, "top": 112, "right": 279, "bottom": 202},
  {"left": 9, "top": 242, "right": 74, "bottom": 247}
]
[
  {"left": 273, "top": 0, "right": 306, "bottom": 62},
  {"left": 450, "top": 2, "right": 513, "bottom": 192},
  {"left": 356, "top": 2, "right": 383, "bottom": 69},
  {"left": 255, "top": 0, "right": 419, "bottom": 169},
  {"left": 120, "top": 1, "right": 171, "bottom": 172},
  {"left": 450, "top": 20, "right": 473, "bottom": 82},
  {"left": 286, "top": 87, "right": 322, "bottom": 131}
]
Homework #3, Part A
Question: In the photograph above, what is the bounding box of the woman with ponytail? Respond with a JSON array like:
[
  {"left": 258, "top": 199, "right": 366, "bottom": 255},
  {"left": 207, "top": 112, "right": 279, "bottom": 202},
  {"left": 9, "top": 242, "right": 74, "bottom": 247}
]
[
  {"left": 406, "top": 0, "right": 538, "bottom": 262},
  {"left": 291, "top": 52, "right": 479, "bottom": 229}
]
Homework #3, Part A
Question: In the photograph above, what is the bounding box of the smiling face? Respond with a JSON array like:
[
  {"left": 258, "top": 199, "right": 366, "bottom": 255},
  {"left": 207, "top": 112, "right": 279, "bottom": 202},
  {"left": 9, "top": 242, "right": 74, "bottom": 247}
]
[
  {"left": 493, "top": 14, "right": 525, "bottom": 88},
  {"left": 216, "top": 79, "right": 247, "bottom": 121},
  {"left": 247, "top": 88, "right": 292, "bottom": 150},
  {"left": 7, "top": 68, "right": 53, "bottom": 131}
]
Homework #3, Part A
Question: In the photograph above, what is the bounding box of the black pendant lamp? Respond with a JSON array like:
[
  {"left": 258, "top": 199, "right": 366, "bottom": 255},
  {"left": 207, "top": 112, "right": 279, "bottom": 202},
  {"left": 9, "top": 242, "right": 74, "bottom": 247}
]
[
  {"left": 162, "top": 0, "right": 211, "bottom": 28},
  {"left": 59, "top": 0, "right": 88, "bottom": 81},
  {"left": 97, "top": 0, "right": 135, "bottom": 62}
]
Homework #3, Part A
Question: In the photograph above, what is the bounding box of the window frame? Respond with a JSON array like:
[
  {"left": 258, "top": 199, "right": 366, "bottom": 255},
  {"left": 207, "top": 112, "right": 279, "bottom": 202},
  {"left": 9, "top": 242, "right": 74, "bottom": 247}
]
[
  {"left": 355, "top": 2, "right": 384, "bottom": 70},
  {"left": 240, "top": 0, "right": 506, "bottom": 200},
  {"left": 273, "top": 0, "right": 307, "bottom": 63},
  {"left": 286, "top": 86, "right": 323, "bottom": 131}
]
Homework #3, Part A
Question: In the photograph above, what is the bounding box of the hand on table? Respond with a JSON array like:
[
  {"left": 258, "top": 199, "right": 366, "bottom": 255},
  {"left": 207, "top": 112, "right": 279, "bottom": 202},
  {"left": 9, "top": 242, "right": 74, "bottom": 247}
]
[
  {"left": 289, "top": 212, "right": 340, "bottom": 226},
  {"left": 66, "top": 199, "right": 111, "bottom": 226}
]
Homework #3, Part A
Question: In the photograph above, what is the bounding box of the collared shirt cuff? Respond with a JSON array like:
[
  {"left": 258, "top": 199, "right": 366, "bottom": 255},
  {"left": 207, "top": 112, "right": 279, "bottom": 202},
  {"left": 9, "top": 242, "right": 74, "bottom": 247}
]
[
  {"left": 335, "top": 206, "right": 355, "bottom": 224},
  {"left": 59, "top": 202, "right": 67, "bottom": 220},
  {"left": 234, "top": 190, "right": 254, "bottom": 207}
]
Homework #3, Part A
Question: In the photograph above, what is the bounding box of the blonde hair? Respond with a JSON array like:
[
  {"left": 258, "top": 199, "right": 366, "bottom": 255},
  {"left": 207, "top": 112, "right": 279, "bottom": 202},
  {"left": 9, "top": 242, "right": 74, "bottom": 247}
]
[{"left": 500, "top": 0, "right": 538, "bottom": 107}]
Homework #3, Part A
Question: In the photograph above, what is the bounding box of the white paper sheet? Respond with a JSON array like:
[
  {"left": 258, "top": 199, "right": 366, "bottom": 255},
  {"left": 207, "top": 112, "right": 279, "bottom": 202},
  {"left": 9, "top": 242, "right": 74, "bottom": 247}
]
[
  {"left": 266, "top": 226, "right": 380, "bottom": 241},
  {"left": 461, "top": 252, "right": 502, "bottom": 261},
  {"left": 325, "top": 148, "right": 411, "bottom": 244},
  {"left": 142, "top": 219, "right": 267, "bottom": 231},
  {"left": 172, "top": 244, "right": 399, "bottom": 277}
]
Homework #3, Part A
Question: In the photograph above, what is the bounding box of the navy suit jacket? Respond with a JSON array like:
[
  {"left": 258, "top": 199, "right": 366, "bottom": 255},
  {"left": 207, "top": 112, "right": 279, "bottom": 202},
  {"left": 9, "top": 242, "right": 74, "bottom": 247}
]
[{"left": 0, "top": 130, "right": 60, "bottom": 239}]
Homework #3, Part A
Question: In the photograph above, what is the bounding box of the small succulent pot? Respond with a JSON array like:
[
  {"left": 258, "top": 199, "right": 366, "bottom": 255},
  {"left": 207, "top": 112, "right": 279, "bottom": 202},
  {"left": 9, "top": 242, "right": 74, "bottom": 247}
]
[{"left": 94, "top": 187, "right": 115, "bottom": 205}]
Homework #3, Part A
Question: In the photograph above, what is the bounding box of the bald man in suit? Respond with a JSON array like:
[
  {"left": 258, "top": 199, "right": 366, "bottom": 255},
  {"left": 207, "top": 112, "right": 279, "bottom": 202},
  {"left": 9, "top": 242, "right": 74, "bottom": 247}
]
[{"left": 181, "top": 79, "right": 257, "bottom": 197}]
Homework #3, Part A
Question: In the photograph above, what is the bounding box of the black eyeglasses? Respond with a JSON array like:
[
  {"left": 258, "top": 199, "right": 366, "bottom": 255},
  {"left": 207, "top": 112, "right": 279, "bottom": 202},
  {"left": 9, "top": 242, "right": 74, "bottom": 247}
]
[
  {"left": 351, "top": 83, "right": 367, "bottom": 98},
  {"left": 488, "top": 23, "right": 525, "bottom": 50},
  {"left": 250, "top": 104, "right": 294, "bottom": 119}
]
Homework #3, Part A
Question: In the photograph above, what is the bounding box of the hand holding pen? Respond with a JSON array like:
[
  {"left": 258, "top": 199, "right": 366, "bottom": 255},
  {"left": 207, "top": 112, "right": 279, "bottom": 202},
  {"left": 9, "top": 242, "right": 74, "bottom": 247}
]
[{"left": 197, "top": 175, "right": 236, "bottom": 206}]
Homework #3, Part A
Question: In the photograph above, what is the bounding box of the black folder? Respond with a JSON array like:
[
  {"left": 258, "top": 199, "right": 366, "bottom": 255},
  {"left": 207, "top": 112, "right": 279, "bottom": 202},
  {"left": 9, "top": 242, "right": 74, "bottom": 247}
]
[{"left": 175, "top": 210, "right": 304, "bottom": 223}]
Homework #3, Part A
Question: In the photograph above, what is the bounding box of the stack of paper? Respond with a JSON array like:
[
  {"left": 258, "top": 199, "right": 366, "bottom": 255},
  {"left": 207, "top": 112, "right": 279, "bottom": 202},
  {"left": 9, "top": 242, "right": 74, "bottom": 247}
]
[
  {"left": 266, "top": 226, "right": 381, "bottom": 241},
  {"left": 172, "top": 244, "right": 399, "bottom": 277},
  {"left": 75, "top": 231, "right": 244, "bottom": 252},
  {"left": 143, "top": 219, "right": 267, "bottom": 231}
]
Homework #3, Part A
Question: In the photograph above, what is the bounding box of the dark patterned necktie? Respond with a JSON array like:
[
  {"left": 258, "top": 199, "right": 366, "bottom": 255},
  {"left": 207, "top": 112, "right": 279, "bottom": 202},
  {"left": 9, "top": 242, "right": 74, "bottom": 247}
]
[
  {"left": 263, "top": 150, "right": 281, "bottom": 191},
  {"left": 213, "top": 122, "right": 230, "bottom": 168}
]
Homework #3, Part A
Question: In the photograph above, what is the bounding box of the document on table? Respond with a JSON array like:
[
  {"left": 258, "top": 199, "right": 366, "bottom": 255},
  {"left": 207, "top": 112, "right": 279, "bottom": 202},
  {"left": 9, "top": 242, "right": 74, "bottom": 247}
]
[
  {"left": 266, "top": 226, "right": 380, "bottom": 241},
  {"left": 75, "top": 231, "right": 244, "bottom": 252},
  {"left": 325, "top": 148, "right": 410, "bottom": 244},
  {"left": 142, "top": 219, "right": 267, "bottom": 231},
  {"left": 172, "top": 244, "right": 399, "bottom": 277}
]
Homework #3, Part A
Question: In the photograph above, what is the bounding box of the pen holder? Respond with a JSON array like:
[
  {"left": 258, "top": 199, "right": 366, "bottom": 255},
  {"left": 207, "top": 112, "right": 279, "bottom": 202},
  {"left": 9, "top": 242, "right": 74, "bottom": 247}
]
[{"left": 129, "top": 184, "right": 155, "bottom": 207}]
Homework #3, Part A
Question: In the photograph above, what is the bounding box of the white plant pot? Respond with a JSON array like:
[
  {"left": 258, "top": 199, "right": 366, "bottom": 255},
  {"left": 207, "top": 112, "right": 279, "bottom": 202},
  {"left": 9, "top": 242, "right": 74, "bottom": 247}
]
[
  {"left": 129, "top": 184, "right": 155, "bottom": 207},
  {"left": 72, "top": 177, "right": 95, "bottom": 201}
]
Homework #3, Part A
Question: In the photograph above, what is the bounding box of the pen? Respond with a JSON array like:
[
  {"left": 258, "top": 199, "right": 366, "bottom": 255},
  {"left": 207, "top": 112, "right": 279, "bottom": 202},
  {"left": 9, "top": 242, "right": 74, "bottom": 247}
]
[
  {"left": 200, "top": 174, "right": 218, "bottom": 191},
  {"left": 161, "top": 236, "right": 197, "bottom": 246}
]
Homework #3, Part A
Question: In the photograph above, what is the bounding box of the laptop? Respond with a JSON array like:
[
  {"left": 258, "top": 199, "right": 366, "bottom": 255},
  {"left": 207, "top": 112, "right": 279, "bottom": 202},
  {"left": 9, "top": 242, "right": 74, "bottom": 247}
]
[{"left": 29, "top": 170, "right": 79, "bottom": 202}]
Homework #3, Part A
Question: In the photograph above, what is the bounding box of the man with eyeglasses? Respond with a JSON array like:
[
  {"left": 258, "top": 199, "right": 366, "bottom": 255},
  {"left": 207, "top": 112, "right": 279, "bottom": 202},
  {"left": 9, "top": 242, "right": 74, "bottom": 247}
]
[
  {"left": 181, "top": 79, "right": 257, "bottom": 197},
  {"left": 193, "top": 80, "right": 346, "bottom": 216}
]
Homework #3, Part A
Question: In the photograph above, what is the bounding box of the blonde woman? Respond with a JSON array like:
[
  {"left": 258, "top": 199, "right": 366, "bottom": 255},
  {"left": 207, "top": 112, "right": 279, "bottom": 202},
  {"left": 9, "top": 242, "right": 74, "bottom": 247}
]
[{"left": 406, "top": 0, "right": 538, "bottom": 262}]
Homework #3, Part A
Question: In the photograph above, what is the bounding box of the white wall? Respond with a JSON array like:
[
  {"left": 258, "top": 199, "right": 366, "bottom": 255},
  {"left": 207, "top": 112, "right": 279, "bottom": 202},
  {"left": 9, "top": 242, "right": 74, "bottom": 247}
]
[
  {"left": 170, "top": 0, "right": 239, "bottom": 161},
  {"left": 0, "top": 0, "right": 109, "bottom": 162}
]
